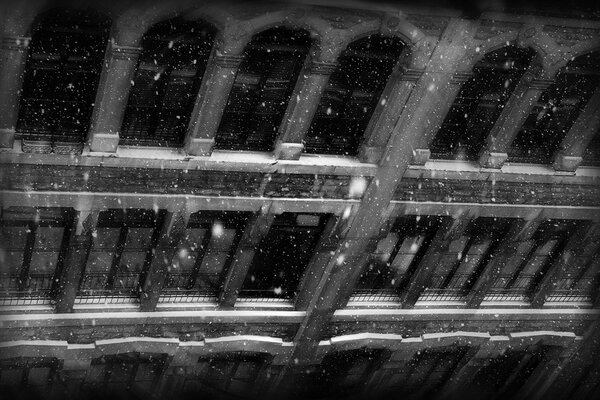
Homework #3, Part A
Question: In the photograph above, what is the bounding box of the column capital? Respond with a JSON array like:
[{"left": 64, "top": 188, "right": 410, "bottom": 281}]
[
  {"left": 309, "top": 60, "right": 339, "bottom": 75},
  {"left": 109, "top": 41, "right": 143, "bottom": 60},
  {"left": 450, "top": 71, "right": 473, "bottom": 85},
  {"left": 528, "top": 78, "right": 554, "bottom": 90},
  {"left": 214, "top": 53, "right": 245, "bottom": 69},
  {"left": 0, "top": 36, "right": 30, "bottom": 51},
  {"left": 397, "top": 68, "right": 425, "bottom": 82}
]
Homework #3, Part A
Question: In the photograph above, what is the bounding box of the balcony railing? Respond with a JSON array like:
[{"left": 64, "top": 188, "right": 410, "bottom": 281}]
[
  {"left": 76, "top": 272, "right": 140, "bottom": 304},
  {"left": 159, "top": 273, "right": 219, "bottom": 303},
  {"left": 348, "top": 289, "right": 401, "bottom": 303},
  {"left": 0, "top": 274, "right": 54, "bottom": 306},
  {"left": 483, "top": 274, "right": 534, "bottom": 302},
  {"left": 418, "top": 274, "right": 471, "bottom": 302}
]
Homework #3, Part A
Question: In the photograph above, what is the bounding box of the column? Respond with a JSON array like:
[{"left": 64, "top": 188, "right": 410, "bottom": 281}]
[
  {"left": 479, "top": 74, "right": 553, "bottom": 168},
  {"left": 359, "top": 68, "right": 424, "bottom": 164},
  {"left": 218, "top": 211, "right": 274, "bottom": 308},
  {"left": 274, "top": 59, "right": 338, "bottom": 160},
  {"left": 400, "top": 212, "right": 473, "bottom": 308},
  {"left": 54, "top": 210, "right": 98, "bottom": 313},
  {"left": 139, "top": 211, "right": 188, "bottom": 312},
  {"left": 410, "top": 71, "right": 472, "bottom": 165},
  {"left": 0, "top": 35, "right": 30, "bottom": 148},
  {"left": 185, "top": 52, "right": 245, "bottom": 156},
  {"left": 466, "top": 217, "right": 542, "bottom": 308},
  {"left": 88, "top": 40, "right": 142, "bottom": 152},
  {"left": 294, "top": 215, "right": 344, "bottom": 309},
  {"left": 553, "top": 86, "right": 600, "bottom": 171}
]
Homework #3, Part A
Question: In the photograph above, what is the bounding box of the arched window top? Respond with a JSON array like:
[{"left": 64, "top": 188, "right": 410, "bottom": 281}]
[
  {"left": 215, "top": 27, "right": 313, "bottom": 152},
  {"left": 304, "top": 34, "right": 406, "bottom": 156},
  {"left": 120, "top": 18, "right": 216, "bottom": 147},
  {"left": 509, "top": 51, "right": 600, "bottom": 163},
  {"left": 17, "top": 8, "right": 111, "bottom": 144},
  {"left": 430, "top": 45, "right": 536, "bottom": 160}
]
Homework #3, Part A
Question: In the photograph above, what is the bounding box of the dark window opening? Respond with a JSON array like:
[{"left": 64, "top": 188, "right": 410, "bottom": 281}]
[
  {"left": 78, "top": 209, "right": 165, "bottom": 300},
  {"left": 304, "top": 35, "right": 405, "bottom": 156},
  {"left": 470, "top": 346, "right": 554, "bottom": 397},
  {"left": 390, "top": 346, "right": 469, "bottom": 396},
  {"left": 215, "top": 27, "right": 312, "bottom": 152},
  {"left": 582, "top": 127, "right": 600, "bottom": 166},
  {"left": 120, "top": 18, "right": 216, "bottom": 147},
  {"left": 85, "top": 352, "right": 167, "bottom": 394},
  {"left": 430, "top": 46, "right": 535, "bottom": 160},
  {"left": 0, "top": 357, "right": 61, "bottom": 390},
  {"left": 0, "top": 207, "right": 74, "bottom": 304},
  {"left": 509, "top": 51, "right": 600, "bottom": 163},
  {"left": 17, "top": 8, "right": 111, "bottom": 143},
  {"left": 306, "top": 348, "right": 389, "bottom": 397},
  {"left": 161, "top": 211, "right": 250, "bottom": 302},
  {"left": 240, "top": 213, "right": 329, "bottom": 299},
  {"left": 186, "top": 352, "right": 272, "bottom": 396},
  {"left": 353, "top": 215, "right": 445, "bottom": 301}
]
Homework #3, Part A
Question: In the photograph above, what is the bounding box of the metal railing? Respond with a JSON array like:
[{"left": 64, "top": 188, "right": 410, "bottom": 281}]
[
  {"left": 0, "top": 274, "right": 54, "bottom": 306},
  {"left": 418, "top": 274, "right": 471, "bottom": 302},
  {"left": 349, "top": 289, "right": 401, "bottom": 303},
  {"left": 76, "top": 272, "right": 140, "bottom": 304}
]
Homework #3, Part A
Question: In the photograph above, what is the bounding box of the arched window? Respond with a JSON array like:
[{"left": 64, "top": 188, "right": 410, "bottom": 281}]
[
  {"left": 17, "top": 8, "right": 110, "bottom": 143},
  {"left": 509, "top": 51, "right": 600, "bottom": 163},
  {"left": 430, "top": 46, "right": 535, "bottom": 160},
  {"left": 120, "top": 18, "right": 216, "bottom": 147},
  {"left": 304, "top": 35, "right": 405, "bottom": 156},
  {"left": 215, "top": 27, "right": 312, "bottom": 152}
]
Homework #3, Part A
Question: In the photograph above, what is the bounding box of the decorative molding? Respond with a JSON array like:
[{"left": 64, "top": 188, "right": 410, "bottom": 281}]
[
  {"left": 21, "top": 139, "right": 52, "bottom": 154},
  {"left": 309, "top": 60, "right": 338, "bottom": 75},
  {"left": 406, "top": 14, "right": 450, "bottom": 38},
  {"left": 319, "top": 12, "right": 376, "bottom": 30},
  {"left": 474, "top": 20, "right": 522, "bottom": 40},
  {"left": 543, "top": 25, "right": 600, "bottom": 47},
  {"left": 53, "top": 142, "right": 84, "bottom": 155},
  {"left": 214, "top": 53, "right": 245, "bottom": 69},
  {"left": 0, "top": 36, "right": 30, "bottom": 51}
]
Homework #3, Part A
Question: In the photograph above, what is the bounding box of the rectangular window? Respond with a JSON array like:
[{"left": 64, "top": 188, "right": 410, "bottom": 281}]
[
  {"left": 78, "top": 209, "right": 163, "bottom": 303},
  {"left": 160, "top": 211, "right": 250, "bottom": 303},
  {"left": 488, "top": 219, "right": 578, "bottom": 302},
  {"left": 240, "top": 213, "right": 329, "bottom": 300},
  {"left": 352, "top": 215, "right": 445, "bottom": 303},
  {"left": 420, "top": 218, "right": 511, "bottom": 302},
  {"left": 0, "top": 357, "right": 60, "bottom": 389},
  {"left": 0, "top": 207, "right": 73, "bottom": 305}
]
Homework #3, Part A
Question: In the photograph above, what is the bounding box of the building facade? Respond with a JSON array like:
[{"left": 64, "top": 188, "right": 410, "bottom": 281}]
[{"left": 0, "top": 0, "right": 599, "bottom": 399}]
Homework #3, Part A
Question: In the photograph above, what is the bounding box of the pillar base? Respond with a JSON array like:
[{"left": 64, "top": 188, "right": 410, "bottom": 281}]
[
  {"left": 553, "top": 155, "right": 582, "bottom": 172},
  {"left": 411, "top": 148, "right": 431, "bottom": 165},
  {"left": 89, "top": 132, "right": 119, "bottom": 153},
  {"left": 0, "top": 128, "right": 15, "bottom": 148},
  {"left": 186, "top": 137, "right": 215, "bottom": 157},
  {"left": 275, "top": 142, "right": 304, "bottom": 160},
  {"left": 479, "top": 151, "right": 508, "bottom": 169},
  {"left": 358, "top": 146, "right": 384, "bottom": 164}
]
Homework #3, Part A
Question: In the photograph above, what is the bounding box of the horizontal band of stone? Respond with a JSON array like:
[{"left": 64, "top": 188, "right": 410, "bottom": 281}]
[
  {"left": 528, "top": 78, "right": 554, "bottom": 90},
  {"left": 111, "top": 43, "right": 143, "bottom": 60},
  {"left": 450, "top": 71, "right": 474, "bottom": 84},
  {"left": 1, "top": 36, "right": 31, "bottom": 51},
  {"left": 214, "top": 54, "right": 245, "bottom": 68},
  {"left": 399, "top": 68, "right": 425, "bottom": 82},
  {"left": 309, "top": 61, "right": 339, "bottom": 75}
]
